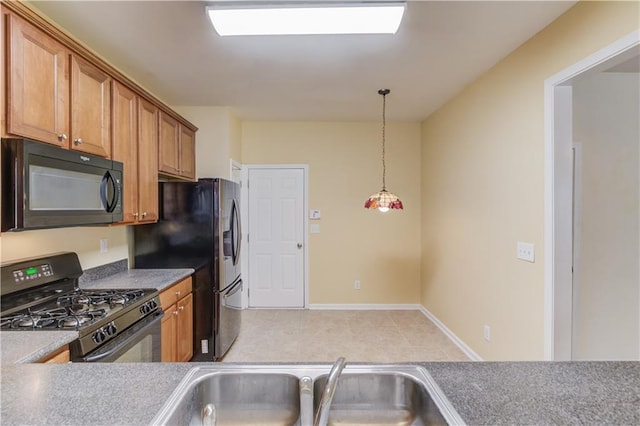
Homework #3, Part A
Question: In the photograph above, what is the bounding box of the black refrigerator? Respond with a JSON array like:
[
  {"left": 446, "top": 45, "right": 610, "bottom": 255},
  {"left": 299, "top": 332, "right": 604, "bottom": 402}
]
[{"left": 133, "top": 178, "right": 242, "bottom": 361}]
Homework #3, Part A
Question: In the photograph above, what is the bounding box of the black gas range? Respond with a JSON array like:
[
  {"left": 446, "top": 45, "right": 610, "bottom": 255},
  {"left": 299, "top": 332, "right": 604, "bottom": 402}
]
[{"left": 1, "top": 252, "right": 162, "bottom": 362}]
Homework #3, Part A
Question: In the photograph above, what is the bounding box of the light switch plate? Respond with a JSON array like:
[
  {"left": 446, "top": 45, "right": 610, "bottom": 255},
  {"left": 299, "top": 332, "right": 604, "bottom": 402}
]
[
  {"left": 310, "top": 224, "right": 320, "bottom": 234},
  {"left": 517, "top": 242, "right": 535, "bottom": 262},
  {"left": 310, "top": 209, "right": 321, "bottom": 220}
]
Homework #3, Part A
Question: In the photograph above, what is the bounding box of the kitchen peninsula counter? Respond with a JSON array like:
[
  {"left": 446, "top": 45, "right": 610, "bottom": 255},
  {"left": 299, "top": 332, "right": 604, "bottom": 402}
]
[{"left": 1, "top": 361, "right": 638, "bottom": 425}]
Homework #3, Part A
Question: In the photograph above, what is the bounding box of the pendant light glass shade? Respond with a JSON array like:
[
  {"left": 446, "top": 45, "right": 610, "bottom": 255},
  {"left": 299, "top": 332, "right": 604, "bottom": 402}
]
[
  {"left": 364, "top": 189, "right": 403, "bottom": 212},
  {"left": 364, "top": 89, "right": 403, "bottom": 212}
]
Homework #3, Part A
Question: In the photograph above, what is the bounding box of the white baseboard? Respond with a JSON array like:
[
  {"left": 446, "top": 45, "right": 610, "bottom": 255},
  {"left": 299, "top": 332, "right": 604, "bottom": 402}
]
[
  {"left": 418, "top": 306, "right": 483, "bottom": 361},
  {"left": 308, "top": 303, "right": 422, "bottom": 310}
]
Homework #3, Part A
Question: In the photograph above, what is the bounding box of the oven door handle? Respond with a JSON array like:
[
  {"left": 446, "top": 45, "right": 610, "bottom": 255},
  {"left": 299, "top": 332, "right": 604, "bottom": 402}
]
[{"left": 82, "top": 311, "right": 163, "bottom": 362}]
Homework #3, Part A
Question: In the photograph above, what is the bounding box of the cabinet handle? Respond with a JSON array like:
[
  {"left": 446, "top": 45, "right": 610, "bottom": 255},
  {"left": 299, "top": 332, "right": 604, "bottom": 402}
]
[
  {"left": 175, "top": 291, "right": 181, "bottom": 297},
  {"left": 133, "top": 212, "right": 139, "bottom": 218},
  {"left": 173, "top": 310, "right": 179, "bottom": 316},
  {"left": 179, "top": 306, "right": 184, "bottom": 311},
  {"left": 58, "top": 133, "right": 68, "bottom": 142},
  {"left": 73, "top": 138, "right": 83, "bottom": 145},
  {"left": 142, "top": 212, "right": 147, "bottom": 218}
]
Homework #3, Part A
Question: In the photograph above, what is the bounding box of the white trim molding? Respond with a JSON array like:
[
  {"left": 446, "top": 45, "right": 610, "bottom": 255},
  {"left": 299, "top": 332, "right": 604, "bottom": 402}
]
[
  {"left": 418, "top": 306, "right": 483, "bottom": 361},
  {"left": 543, "top": 29, "right": 640, "bottom": 361},
  {"left": 308, "top": 303, "right": 422, "bottom": 310}
]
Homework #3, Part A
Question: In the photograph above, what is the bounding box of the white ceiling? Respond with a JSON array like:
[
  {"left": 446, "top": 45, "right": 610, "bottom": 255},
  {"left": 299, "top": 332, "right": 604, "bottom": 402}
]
[{"left": 30, "top": 1, "right": 577, "bottom": 121}]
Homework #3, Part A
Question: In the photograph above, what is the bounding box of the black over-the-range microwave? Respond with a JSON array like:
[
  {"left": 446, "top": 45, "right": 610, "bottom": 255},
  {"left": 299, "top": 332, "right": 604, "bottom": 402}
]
[{"left": 1, "top": 138, "right": 123, "bottom": 232}]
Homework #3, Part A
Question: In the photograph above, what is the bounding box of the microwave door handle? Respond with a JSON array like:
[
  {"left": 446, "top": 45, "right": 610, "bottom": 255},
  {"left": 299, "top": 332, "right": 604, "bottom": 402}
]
[
  {"left": 100, "top": 172, "right": 109, "bottom": 212},
  {"left": 100, "top": 171, "right": 120, "bottom": 213}
]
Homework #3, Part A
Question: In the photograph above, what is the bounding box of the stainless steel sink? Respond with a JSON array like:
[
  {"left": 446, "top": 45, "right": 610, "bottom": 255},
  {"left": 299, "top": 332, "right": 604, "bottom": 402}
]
[
  {"left": 152, "top": 370, "right": 301, "bottom": 425},
  {"left": 151, "top": 365, "right": 465, "bottom": 426},
  {"left": 313, "top": 372, "right": 450, "bottom": 426}
]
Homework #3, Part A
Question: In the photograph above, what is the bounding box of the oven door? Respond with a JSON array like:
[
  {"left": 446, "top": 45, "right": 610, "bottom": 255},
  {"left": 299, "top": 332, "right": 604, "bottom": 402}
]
[{"left": 80, "top": 311, "right": 162, "bottom": 363}]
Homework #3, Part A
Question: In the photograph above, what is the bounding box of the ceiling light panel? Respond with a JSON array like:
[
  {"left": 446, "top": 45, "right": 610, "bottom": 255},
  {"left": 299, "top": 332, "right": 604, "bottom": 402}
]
[{"left": 206, "top": 2, "right": 406, "bottom": 36}]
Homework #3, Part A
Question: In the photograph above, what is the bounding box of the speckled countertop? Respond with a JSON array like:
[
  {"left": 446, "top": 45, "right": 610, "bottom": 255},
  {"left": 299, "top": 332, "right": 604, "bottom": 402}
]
[
  {"left": 79, "top": 268, "right": 194, "bottom": 293},
  {"left": 0, "top": 331, "right": 78, "bottom": 364},
  {"left": 0, "top": 361, "right": 638, "bottom": 425}
]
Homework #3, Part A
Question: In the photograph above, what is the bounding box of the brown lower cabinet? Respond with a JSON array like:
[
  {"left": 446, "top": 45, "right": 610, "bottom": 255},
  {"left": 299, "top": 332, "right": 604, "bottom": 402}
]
[
  {"left": 39, "top": 345, "right": 70, "bottom": 363},
  {"left": 159, "top": 277, "right": 193, "bottom": 362}
]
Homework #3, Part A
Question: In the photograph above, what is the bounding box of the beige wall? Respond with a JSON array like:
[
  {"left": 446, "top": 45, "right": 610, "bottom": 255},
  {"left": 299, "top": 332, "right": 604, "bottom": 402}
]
[
  {"left": 572, "top": 72, "right": 639, "bottom": 360},
  {"left": 242, "top": 122, "right": 421, "bottom": 304},
  {"left": 420, "top": 1, "right": 640, "bottom": 360},
  {"left": 0, "top": 226, "right": 128, "bottom": 270},
  {"left": 173, "top": 106, "right": 242, "bottom": 179}
]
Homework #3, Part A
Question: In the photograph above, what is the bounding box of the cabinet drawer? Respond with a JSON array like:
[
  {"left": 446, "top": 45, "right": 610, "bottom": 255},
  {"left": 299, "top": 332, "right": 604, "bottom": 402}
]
[{"left": 159, "top": 276, "right": 192, "bottom": 310}]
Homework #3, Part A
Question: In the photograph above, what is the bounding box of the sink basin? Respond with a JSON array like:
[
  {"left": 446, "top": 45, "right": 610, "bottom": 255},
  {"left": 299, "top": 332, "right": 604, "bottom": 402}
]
[
  {"left": 151, "top": 365, "right": 464, "bottom": 426},
  {"left": 313, "top": 373, "right": 448, "bottom": 426},
  {"left": 153, "top": 370, "right": 301, "bottom": 425}
]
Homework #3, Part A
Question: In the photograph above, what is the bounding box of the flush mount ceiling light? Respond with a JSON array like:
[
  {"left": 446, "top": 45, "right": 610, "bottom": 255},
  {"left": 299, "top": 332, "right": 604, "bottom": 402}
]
[
  {"left": 365, "top": 89, "right": 403, "bottom": 213},
  {"left": 206, "top": 2, "right": 406, "bottom": 36}
]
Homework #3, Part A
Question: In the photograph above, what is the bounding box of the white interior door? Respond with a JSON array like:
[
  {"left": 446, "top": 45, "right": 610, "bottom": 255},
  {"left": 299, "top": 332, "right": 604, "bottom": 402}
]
[{"left": 248, "top": 167, "right": 305, "bottom": 308}]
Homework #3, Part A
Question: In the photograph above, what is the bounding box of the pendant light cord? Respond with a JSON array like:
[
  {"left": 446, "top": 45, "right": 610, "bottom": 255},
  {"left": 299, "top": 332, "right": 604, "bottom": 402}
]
[{"left": 381, "top": 90, "right": 387, "bottom": 191}]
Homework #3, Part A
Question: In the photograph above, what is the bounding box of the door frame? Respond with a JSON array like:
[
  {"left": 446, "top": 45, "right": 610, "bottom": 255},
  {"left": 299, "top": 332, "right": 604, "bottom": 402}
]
[
  {"left": 543, "top": 29, "right": 639, "bottom": 360},
  {"left": 242, "top": 164, "right": 310, "bottom": 309}
]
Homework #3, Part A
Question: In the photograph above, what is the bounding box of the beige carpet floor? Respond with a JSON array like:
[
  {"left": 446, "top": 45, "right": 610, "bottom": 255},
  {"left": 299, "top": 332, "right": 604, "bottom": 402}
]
[{"left": 221, "top": 309, "right": 470, "bottom": 363}]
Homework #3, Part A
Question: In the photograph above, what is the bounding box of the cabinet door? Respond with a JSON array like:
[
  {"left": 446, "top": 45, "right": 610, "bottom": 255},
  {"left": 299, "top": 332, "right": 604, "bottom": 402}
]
[
  {"left": 179, "top": 125, "right": 196, "bottom": 180},
  {"left": 161, "top": 304, "right": 177, "bottom": 362},
  {"left": 40, "top": 346, "right": 70, "bottom": 363},
  {"left": 158, "top": 112, "right": 180, "bottom": 176},
  {"left": 111, "top": 81, "right": 137, "bottom": 223},
  {"left": 7, "top": 14, "right": 69, "bottom": 146},
  {"left": 137, "top": 99, "right": 159, "bottom": 223},
  {"left": 71, "top": 55, "right": 111, "bottom": 157},
  {"left": 176, "top": 293, "right": 193, "bottom": 362}
]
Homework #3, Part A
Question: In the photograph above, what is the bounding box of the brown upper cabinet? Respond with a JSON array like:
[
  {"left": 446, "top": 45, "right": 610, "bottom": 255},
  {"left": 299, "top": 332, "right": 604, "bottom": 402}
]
[
  {"left": 70, "top": 55, "right": 111, "bottom": 157},
  {"left": 111, "top": 82, "right": 159, "bottom": 224},
  {"left": 3, "top": 3, "right": 196, "bottom": 172},
  {"left": 6, "top": 14, "right": 111, "bottom": 157},
  {"left": 159, "top": 111, "right": 196, "bottom": 181},
  {"left": 6, "top": 13, "right": 69, "bottom": 147}
]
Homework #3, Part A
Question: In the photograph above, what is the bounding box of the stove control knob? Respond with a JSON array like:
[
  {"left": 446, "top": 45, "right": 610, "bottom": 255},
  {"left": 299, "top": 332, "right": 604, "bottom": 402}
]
[
  {"left": 105, "top": 323, "right": 117, "bottom": 336},
  {"left": 148, "top": 299, "right": 158, "bottom": 310},
  {"left": 93, "top": 330, "right": 107, "bottom": 344},
  {"left": 140, "top": 303, "right": 151, "bottom": 315}
]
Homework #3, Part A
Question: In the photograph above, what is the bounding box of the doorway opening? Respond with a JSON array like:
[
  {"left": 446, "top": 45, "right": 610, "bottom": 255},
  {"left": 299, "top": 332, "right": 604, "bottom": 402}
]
[{"left": 544, "top": 30, "right": 639, "bottom": 360}]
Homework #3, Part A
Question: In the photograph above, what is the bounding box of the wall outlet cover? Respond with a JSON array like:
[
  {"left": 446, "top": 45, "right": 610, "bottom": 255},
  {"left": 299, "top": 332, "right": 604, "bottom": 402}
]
[{"left": 516, "top": 242, "right": 535, "bottom": 262}]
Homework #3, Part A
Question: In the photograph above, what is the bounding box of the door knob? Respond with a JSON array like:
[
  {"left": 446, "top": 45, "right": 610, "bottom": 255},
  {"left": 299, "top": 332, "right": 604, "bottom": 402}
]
[{"left": 297, "top": 243, "right": 303, "bottom": 249}]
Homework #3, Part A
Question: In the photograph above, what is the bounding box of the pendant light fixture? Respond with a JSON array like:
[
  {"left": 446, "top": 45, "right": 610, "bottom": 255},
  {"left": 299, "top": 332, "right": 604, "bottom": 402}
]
[{"left": 364, "top": 89, "right": 403, "bottom": 212}]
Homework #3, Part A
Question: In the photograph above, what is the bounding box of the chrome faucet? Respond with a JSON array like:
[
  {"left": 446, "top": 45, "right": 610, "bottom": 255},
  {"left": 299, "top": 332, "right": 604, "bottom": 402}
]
[{"left": 313, "top": 357, "right": 346, "bottom": 426}]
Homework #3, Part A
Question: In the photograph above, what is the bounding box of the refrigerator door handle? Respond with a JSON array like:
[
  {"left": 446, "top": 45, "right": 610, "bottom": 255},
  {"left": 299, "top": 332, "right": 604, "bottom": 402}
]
[
  {"left": 223, "top": 279, "right": 243, "bottom": 299},
  {"left": 218, "top": 275, "right": 242, "bottom": 294},
  {"left": 231, "top": 199, "right": 241, "bottom": 266}
]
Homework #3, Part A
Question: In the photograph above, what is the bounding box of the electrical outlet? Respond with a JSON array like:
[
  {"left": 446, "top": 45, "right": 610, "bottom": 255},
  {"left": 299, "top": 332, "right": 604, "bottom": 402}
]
[
  {"left": 483, "top": 325, "right": 491, "bottom": 342},
  {"left": 516, "top": 242, "right": 535, "bottom": 262},
  {"left": 354, "top": 280, "right": 361, "bottom": 290},
  {"left": 100, "top": 239, "right": 108, "bottom": 253}
]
